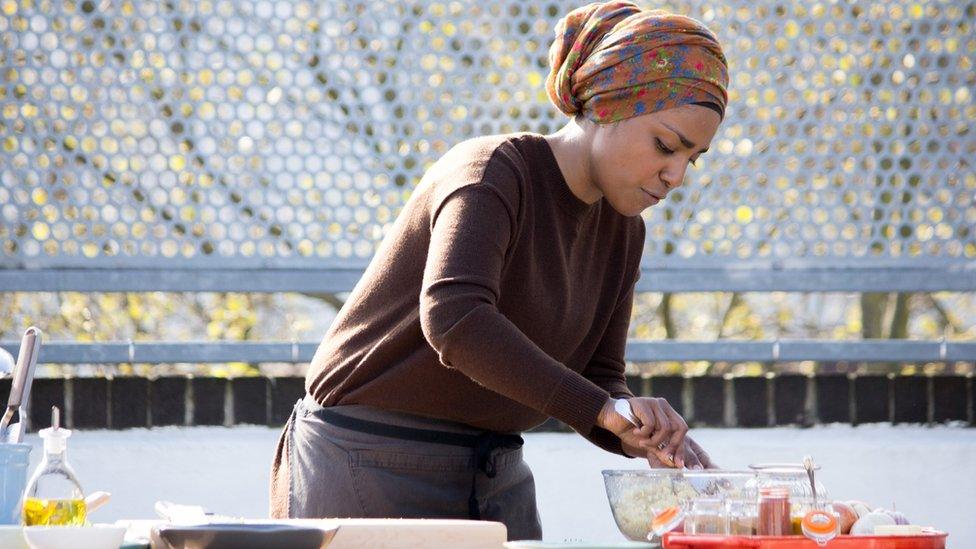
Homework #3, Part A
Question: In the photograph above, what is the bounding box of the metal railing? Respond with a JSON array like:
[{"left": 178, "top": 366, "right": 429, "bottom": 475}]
[
  {"left": 2, "top": 339, "right": 974, "bottom": 365},
  {"left": 3, "top": 373, "right": 970, "bottom": 430}
]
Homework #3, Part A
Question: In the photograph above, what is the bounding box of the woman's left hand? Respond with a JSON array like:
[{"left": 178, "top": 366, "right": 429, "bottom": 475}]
[{"left": 623, "top": 434, "right": 716, "bottom": 469}]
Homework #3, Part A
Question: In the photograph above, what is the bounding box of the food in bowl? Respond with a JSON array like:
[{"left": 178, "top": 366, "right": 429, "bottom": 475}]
[
  {"left": 602, "top": 470, "right": 753, "bottom": 541},
  {"left": 615, "top": 481, "right": 698, "bottom": 539}
]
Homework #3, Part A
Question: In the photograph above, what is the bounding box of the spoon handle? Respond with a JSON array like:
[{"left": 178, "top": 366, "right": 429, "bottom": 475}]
[{"left": 802, "top": 455, "right": 818, "bottom": 505}]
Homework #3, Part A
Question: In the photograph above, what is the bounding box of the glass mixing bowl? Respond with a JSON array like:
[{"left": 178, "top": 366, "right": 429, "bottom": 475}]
[{"left": 601, "top": 470, "right": 755, "bottom": 541}]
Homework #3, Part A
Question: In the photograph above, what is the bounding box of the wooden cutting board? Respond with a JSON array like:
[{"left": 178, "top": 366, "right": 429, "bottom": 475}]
[
  {"left": 296, "top": 518, "right": 508, "bottom": 549},
  {"left": 122, "top": 517, "right": 508, "bottom": 548}
]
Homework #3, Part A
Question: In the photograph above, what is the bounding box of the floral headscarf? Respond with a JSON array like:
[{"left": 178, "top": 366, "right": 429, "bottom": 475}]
[{"left": 546, "top": 1, "right": 729, "bottom": 123}]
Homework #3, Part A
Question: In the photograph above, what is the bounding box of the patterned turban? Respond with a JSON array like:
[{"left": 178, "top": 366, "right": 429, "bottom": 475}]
[{"left": 546, "top": 1, "right": 729, "bottom": 123}]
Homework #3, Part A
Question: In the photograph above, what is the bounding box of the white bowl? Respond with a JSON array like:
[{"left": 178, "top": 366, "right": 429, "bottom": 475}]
[
  {"left": 23, "top": 524, "right": 126, "bottom": 549},
  {"left": 0, "top": 525, "right": 28, "bottom": 549}
]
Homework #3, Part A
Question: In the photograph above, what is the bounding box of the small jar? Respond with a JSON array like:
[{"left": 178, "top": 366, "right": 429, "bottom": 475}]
[
  {"left": 758, "top": 487, "right": 791, "bottom": 536},
  {"left": 686, "top": 498, "right": 728, "bottom": 535},
  {"left": 727, "top": 498, "right": 758, "bottom": 536}
]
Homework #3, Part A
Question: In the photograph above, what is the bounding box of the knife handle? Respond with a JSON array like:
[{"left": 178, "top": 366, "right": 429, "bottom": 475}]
[{"left": 9, "top": 327, "right": 41, "bottom": 408}]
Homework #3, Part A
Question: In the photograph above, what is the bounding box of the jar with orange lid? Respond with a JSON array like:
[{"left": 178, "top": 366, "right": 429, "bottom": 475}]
[{"left": 748, "top": 463, "right": 829, "bottom": 534}]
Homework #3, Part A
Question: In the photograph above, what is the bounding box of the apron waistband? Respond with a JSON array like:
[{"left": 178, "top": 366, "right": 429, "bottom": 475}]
[{"left": 300, "top": 396, "right": 524, "bottom": 521}]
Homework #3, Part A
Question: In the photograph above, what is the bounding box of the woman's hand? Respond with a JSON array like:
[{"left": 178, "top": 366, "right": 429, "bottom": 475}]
[
  {"left": 622, "top": 435, "right": 717, "bottom": 469},
  {"left": 597, "top": 397, "right": 689, "bottom": 467}
]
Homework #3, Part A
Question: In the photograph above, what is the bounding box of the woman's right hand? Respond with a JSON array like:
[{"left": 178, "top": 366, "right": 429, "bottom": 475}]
[{"left": 597, "top": 397, "right": 689, "bottom": 468}]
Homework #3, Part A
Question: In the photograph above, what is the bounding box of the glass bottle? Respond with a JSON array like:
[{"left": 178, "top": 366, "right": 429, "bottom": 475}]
[{"left": 22, "top": 407, "right": 87, "bottom": 526}]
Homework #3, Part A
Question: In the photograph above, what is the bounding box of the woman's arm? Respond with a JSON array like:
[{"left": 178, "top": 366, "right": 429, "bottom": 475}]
[
  {"left": 579, "top": 224, "right": 695, "bottom": 467},
  {"left": 420, "top": 182, "right": 611, "bottom": 436},
  {"left": 579, "top": 273, "right": 638, "bottom": 456}
]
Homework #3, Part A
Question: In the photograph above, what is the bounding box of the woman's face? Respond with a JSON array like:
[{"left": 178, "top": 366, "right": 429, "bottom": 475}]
[{"left": 586, "top": 104, "right": 722, "bottom": 217}]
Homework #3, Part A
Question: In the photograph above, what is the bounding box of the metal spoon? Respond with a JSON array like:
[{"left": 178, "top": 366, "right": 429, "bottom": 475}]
[
  {"left": 803, "top": 455, "right": 818, "bottom": 506},
  {"left": 614, "top": 397, "right": 642, "bottom": 427}
]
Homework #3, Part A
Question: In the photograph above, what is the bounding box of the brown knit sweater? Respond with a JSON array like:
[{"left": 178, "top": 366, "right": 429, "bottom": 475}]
[{"left": 305, "top": 132, "right": 645, "bottom": 454}]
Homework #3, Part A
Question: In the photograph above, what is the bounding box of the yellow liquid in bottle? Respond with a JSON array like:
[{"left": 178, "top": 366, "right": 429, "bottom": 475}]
[{"left": 22, "top": 498, "right": 87, "bottom": 526}]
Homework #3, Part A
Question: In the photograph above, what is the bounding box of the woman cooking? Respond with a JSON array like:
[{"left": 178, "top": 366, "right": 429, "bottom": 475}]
[{"left": 270, "top": 0, "right": 729, "bottom": 540}]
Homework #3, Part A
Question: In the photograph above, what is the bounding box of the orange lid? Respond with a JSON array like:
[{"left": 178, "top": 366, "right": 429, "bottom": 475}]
[
  {"left": 651, "top": 506, "right": 681, "bottom": 530},
  {"left": 801, "top": 509, "right": 838, "bottom": 535}
]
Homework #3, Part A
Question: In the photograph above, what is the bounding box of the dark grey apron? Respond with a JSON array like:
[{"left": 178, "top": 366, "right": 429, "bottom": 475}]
[{"left": 280, "top": 395, "right": 543, "bottom": 541}]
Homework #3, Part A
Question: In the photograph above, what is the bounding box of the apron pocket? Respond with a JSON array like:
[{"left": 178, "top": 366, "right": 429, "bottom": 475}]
[{"left": 348, "top": 448, "right": 474, "bottom": 519}]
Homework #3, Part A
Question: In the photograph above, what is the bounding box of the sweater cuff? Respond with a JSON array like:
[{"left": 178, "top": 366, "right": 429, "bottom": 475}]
[
  {"left": 543, "top": 370, "right": 610, "bottom": 435},
  {"left": 609, "top": 388, "right": 634, "bottom": 400},
  {"left": 585, "top": 425, "right": 631, "bottom": 458}
]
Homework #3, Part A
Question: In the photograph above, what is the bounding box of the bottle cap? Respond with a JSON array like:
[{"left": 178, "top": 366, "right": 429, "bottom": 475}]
[{"left": 38, "top": 406, "right": 71, "bottom": 454}]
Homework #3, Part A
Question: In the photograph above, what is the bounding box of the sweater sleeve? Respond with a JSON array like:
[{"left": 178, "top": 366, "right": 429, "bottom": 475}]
[
  {"left": 420, "top": 182, "right": 610, "bottom": 436},
  {"left": 579, "top": 275, "right": 639, "bottom": 457},
  {"left": 582, "top": 278, "right": 638, "bottom": 399},
  {"left": 579, "top": 224, "right": 644, "bottom": 457}
]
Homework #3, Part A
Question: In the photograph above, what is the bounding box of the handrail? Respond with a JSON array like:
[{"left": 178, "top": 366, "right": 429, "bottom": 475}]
[
  {"left": 2, "top": 266, "right": 975, "bottom": 292},
  {"left": 2, "top": 339, "right": 973, "bottom": 365}
]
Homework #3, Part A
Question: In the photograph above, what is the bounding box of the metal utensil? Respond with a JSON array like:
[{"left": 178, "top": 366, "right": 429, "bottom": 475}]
[
  {"left": 0, "top": 327, "right": 43, "bottom": 443},
  {"left": 802, "top": 455, "right": 818, "bottom": 505},
  {"left": 614, "top": 398, "right": 642, "bottom": 428}
]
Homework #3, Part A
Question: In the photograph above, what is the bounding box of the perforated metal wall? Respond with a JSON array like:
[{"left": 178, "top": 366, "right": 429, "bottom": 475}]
[{"left": 1, "top": 1, "right": 974, "bottom": 278}]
